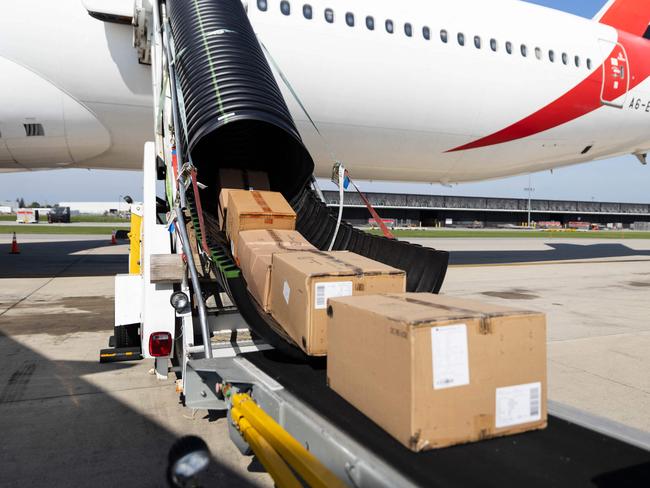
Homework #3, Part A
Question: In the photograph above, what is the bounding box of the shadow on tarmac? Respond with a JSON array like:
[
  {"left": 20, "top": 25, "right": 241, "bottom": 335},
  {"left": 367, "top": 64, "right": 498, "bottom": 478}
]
[
  {"left": 0, "top": 329, "right": 256, "bottom": 487},
  {"left": 0, "top": 239, "right": 128, "bottom": 278},
  {"left": 450, "top": 243, "right": 650, "bottom": 266}
]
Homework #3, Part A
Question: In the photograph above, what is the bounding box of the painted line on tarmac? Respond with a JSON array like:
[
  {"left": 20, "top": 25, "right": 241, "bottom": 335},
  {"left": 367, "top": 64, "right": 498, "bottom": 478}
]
[{"left": 450, "top": 258, "right": 650, "bottom": 268}]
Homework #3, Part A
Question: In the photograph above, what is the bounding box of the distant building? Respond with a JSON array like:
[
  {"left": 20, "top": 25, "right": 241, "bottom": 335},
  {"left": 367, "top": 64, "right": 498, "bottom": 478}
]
[
  {"left": 322, "top": 191, "right": 650, "bottom": 228},
  {"left": 58, "top": 201, "right": 131, "bottom": 215},
  {"left": 0, "top": 201, "right": 15, "bottom": 213}
]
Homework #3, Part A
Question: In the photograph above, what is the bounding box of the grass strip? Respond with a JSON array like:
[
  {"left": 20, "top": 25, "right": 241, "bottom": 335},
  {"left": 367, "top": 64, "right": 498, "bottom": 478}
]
[{"left": 0, "top": 225, "right": 129, "bottom": 235}]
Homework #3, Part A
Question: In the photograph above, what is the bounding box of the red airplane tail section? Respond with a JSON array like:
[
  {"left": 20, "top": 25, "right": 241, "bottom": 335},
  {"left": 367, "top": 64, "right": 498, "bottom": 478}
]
[{"left": 595, "top": 0, "right": 650, "bottom": 37}]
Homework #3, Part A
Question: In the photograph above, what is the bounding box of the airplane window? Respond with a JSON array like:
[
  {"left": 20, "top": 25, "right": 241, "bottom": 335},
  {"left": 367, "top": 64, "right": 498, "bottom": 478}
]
[
  {"left": 280, "top": 1, "right": 290, "bottom": 15},
  {"left": 535, "top": 47, "right": 542, "bottom": 60},
  {"left": 587, "top": 58, "right": 592, "bottom": 69},
  {"left": 549, "top": 50, "right": 555, "bottom": 62},
  {"left": 521, "top": 44, "right": 527, "bottom": 57},
  {"left": 506, "top": 41, "right": 513, "bottom": 54},
  {"left": 562, "top": 52, "right": 568, "bottom": 65},
  {"left": 490, "top": 38, "right": 497, "bottom": 51},
  {"left": 257, "top": 0, "right": 268, "bottom": 12},
  {"left": 458, "top": 32, "right": 465, "bottom": 46},
  {"left": 474, "top": 36, "right": 481, "bottom": 49},
  {"left": 346, "top": 12, "right": 354, "bottom": 27},
  {"left": 574, "top": 55, "right": 580, "bottom": 67},
  {"left": 303, "top": 4, "right": 312, "bottom": 19},
  {"left": 404, "top": 23, "right": 413, "bottom": 37},
  {"left": 440, "top": 29, "right": 448, "bottom": 43},
  {"left": 423, "top": 26, "right": 431, "bottom": 40},
  {"left": 325, "top": 8, "right": 334, "bottom": 23},
  {"left": 366, "top": 16, "right": 374, "bottom": 30},
  {"left": 386, "top": 19, "right": 394, "bottom": 33}
]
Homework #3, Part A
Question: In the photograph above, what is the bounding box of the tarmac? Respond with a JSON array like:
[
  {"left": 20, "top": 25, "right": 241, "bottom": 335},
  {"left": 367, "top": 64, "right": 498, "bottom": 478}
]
[
  {"left": 0, "top": 234, "right": 271, "bottom": 487},
  {"left": 0, "top": 232, "right": 649, "bottom": 486}
]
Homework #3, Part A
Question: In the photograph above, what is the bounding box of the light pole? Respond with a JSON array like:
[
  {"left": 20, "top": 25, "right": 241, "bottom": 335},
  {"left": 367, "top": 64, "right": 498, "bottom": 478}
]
[{"left": 524, "top": 175, "right": 535, "bottom": 228}]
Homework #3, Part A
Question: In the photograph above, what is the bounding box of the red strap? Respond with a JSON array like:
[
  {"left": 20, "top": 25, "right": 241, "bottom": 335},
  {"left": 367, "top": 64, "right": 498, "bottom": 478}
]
[
  {"left": 346, "top": 173, "right": 395, "bottom": 239},
  {"left": 190, "top": 168, "right": 210, "bottom": 254}
]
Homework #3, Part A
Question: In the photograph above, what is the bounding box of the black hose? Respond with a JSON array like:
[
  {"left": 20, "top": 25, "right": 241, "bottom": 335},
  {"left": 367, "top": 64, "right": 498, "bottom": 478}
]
[{"left": 166, "top": 0, "right": 314, "bottom": 201}]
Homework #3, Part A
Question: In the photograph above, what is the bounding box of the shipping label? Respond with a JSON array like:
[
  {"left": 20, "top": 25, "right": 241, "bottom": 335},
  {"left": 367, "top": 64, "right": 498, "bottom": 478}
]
[
  {"left": 495, "top": 382, "right": 542, "bottom": 428},
  {"left": 431, "top": 324, "right": 470, "bottom": 390},
  {"left": 314, "top": 281, "right": 353, "bottom": 309}
]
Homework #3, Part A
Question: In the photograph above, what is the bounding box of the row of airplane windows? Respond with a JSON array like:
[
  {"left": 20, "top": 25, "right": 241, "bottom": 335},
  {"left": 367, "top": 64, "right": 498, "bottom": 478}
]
[{"left": 256, "top": 0, "right": 593, "bottom": 70}]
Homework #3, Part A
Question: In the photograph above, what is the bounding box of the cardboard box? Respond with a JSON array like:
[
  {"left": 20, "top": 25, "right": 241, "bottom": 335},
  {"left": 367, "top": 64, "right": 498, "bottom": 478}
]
[
  {"left": 217, "top": 170, "right": 270, "bottom": 230},
  {"left": 327, "top": 293, "right": 547, "bottom": 451},
  {"left": 237, "top": 230, "right": 316, "bottom": 311},
  {"left": 269, "top": 251, "right": 406, "bottom": 356},
  {"left": 226, "top": 190, "right": 296, "bottom": 257}
]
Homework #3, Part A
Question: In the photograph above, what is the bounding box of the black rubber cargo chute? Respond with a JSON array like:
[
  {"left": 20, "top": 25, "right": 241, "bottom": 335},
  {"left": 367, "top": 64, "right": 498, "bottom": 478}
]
[
  {"left": 167, "top": 0, "right": 314, "bottom": 201},
  {"left": 291, "top": 188, "right": 450, "bottom": 294}
]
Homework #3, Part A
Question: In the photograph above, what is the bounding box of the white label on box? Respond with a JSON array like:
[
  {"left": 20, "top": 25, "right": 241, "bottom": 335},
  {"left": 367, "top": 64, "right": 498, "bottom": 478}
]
[
  {"left": 495, "top": 382, "right": 542, "bottom": 428},
  {"left": 283, "top": 281, "right": 291, "bottom": 304},
  {"left": 431, "top": 324, "right": 470, "bottom": 390},
  {"left": 314, "top": 281, "right": 353, "bottom": 309}
]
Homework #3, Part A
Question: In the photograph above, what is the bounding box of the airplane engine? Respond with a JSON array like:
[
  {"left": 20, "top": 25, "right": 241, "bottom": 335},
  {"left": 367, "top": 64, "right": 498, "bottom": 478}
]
[{"left": 0, "top": 56, "right": 111, "bottom": 170}]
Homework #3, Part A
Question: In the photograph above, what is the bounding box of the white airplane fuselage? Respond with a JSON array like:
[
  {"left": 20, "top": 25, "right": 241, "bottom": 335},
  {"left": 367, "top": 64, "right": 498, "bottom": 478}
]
[{"left": 1, "top": 0, "right": 650, "bottom": 184}]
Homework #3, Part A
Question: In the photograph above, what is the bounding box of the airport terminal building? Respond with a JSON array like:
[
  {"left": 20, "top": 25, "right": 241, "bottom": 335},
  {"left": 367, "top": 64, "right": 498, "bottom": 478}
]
[{"left": 322, "top": 191, "right": 650, "bottom": 229}]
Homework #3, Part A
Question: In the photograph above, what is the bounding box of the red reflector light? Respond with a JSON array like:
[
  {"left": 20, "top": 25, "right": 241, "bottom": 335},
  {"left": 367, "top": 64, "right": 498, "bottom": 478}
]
[{"left": 149, "top": 332, "right": 172, "bottom": 357}]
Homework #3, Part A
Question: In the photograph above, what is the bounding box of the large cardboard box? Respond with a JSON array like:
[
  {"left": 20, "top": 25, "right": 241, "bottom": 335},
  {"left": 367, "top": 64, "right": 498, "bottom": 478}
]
[
  {"left": 226, "top": 190, "right": 296, "bottom": 258},
  {"left": 327, "top": 293, "right": 547, "bottom": 451},
  {"left": 217, "top": 170, "right": 270, "bottom": 230},
  {"left": 269, "top": 251, "right": 406, "bottom": 355},
  {"left": 237, "top": 230, "right": 316, "bottom": 311}
]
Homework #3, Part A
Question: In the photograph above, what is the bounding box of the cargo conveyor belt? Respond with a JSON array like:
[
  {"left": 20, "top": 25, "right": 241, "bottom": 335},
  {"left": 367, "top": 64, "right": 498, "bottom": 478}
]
[
  {"left": 166, "top": 0, "right": 449, "bottom": 353},
  {"left": 155, "top": 1, "right": 650, "bottom": 485},
  {"left": 242, "top": 350, "right": 650, "bottom": 488}
]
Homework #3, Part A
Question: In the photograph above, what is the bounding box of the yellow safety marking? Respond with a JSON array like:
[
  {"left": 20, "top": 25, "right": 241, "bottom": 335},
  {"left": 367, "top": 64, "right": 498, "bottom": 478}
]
[
  {"left": 232, "top": 394, "right": 347, "bottom": 488},
  {"left": 231, "top": 407, "right": 302, "bottom": 488},
  {"left": 100, "top": 353, "right": 116, "bottom": 358},
  {"left": 128, "top": 212, "right": 143, "bottom": 275}
]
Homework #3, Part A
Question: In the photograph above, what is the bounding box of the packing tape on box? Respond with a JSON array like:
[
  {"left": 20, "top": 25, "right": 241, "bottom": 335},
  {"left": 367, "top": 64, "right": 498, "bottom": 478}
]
[
  {"left": 474, "top": 414, "right": 495, "bottom": 439},
  {"left": 296, "top": 250, "right": 366, "bottom": 277},
  {"left": 390, "top": 295, "right": 541, "bottom": 335},
  {"left": 267, "top": 230, "right": 312, "bottom": 251},
  {"left": 251, "top": 190, "right": 273, "bottom": 213}
]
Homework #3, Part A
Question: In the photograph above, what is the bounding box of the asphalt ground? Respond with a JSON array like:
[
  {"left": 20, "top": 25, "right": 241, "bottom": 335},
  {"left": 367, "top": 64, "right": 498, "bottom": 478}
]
[
  {"left": 0, "top": 235, "right": 271, "bottom": 487},
  {"left": 0, "top": 233, "right": 648, "bottom": 486}
]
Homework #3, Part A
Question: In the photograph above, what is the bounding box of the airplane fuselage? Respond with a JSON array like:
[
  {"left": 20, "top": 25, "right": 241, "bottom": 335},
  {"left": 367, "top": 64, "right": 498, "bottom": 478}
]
[{"left": 1, "top": 0, "right": 650, "bottom": 183}]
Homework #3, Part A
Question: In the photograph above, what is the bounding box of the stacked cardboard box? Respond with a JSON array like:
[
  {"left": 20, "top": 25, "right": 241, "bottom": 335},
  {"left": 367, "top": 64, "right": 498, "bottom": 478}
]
[
  {"left": 269, "top": 251, "right": 406, "bottom": 355},
  {"left": 222, "top": 188, "right": 547, "bottom": 451},
  {"left": 327, "top": 293, "right": 547, "bottom": 451},
  {"left": 217, "top": 168, "right": 270, "bottom": 230},
  {"left": 226, "top": 190, "right": 296, "bottom": 259},
  {"left": 237, "top": 229, "right": 316, "bottom": 312},
  {"left": 223, "top": 188, "right": 406, "bottom": 356}
]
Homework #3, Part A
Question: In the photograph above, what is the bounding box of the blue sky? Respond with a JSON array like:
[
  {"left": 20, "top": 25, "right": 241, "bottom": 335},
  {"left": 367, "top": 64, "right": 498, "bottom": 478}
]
[{"left": 3, "top": 0, "right": 649, "bottom": 205}]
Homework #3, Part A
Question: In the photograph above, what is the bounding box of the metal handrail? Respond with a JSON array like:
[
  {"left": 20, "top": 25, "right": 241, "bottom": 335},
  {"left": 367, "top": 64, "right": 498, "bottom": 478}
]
[{"left": 161, "top": 8, "right": 212, "bottom": 359}]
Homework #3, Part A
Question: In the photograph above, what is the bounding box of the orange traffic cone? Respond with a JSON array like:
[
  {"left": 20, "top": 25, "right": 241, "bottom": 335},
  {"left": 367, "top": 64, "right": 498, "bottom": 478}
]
[
  {"left": 9, "top": 232, "right": 20, "bottom": 254},
  {"left": 111, "top": 230, "right": 117, "bottom": 245}
]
